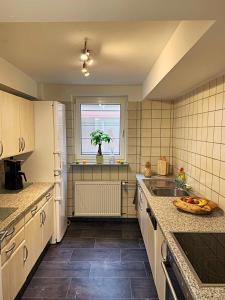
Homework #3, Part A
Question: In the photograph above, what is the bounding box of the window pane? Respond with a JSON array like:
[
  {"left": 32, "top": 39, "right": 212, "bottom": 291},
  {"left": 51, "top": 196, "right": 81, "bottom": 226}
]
[{"left": 80, "top": 104, "right": 121, "bottom": 155}]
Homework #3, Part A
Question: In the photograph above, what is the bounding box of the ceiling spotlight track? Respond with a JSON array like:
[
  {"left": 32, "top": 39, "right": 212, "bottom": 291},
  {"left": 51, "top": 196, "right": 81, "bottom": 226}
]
[{"left": 80, "top": 38, "right": 93, "bottom": 77}]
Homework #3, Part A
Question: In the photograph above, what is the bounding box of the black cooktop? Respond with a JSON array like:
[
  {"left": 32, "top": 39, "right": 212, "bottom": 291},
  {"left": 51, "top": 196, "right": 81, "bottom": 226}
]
[{"left": 173, "top": 232, "right": 225, "bottom": 285}]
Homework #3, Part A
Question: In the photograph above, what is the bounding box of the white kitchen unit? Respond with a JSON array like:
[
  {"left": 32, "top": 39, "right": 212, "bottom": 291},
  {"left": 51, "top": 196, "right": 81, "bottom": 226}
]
[
  {"left": 22, "top": 101, "right": 67, "bottom": 243},
  {"left": 0, "top": 91, "right": 34, "bottom": 159},
  {"left": 137, "top": 183, "right": 166, "bottom": 300},
  {"left": 137, "top": 184, "right": 157, "bottom": 278},
  {"left": 0, "top": 188, "right": 54, "bottom": 300}
]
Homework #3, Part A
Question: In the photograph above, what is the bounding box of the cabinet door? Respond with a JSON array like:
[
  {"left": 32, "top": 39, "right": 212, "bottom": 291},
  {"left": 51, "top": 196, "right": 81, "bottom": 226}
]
[
  {"left": 155, "top": 227, "right": 166, "bottom": 300},
  {"left": 1, "top": 92, "right": 20, "bottom": 158},
  {"left": 24, "top": 209, "right": 43, "bottom": 276},
  {"left": 20, "top": 98, "right": 34, "bottom": 153},
  {"left": 2, "top": 241, "right": 26, "bottom": 300},
  {"left": 145, "top": 217, "right": 156, "bottom": 279},
  {"left": 42, "top": 197, "right": 54, "bottom": 247}
]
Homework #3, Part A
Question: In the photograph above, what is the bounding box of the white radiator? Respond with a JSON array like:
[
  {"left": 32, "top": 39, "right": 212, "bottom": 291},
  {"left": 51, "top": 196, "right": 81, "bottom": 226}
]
[{"left": 74, "top": 181, "right": 121, "bottom": 216}]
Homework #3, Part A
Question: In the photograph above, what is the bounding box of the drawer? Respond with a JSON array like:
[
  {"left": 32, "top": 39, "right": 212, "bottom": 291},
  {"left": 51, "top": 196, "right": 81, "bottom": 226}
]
[
  {"left": 25, "top": 200, "right": 43, "bottom": 224},
  {"left": 1, "top": 217, "right": 24, "bottom": 249},
  {"left": 1, "top": 227, "right": 25, "bottom": 266},
  {"left": 25, "top": 189, "right": 54, "bottom": 223}
]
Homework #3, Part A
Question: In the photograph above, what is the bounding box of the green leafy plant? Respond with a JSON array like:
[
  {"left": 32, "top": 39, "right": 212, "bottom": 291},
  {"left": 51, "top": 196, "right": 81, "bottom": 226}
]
[{"left": 90, "top": 129, "right": 111, "bottom": 156}]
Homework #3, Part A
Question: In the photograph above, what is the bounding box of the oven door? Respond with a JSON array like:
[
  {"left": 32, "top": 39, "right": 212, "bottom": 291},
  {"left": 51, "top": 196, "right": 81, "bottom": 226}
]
[{"left": 161, "top": 249, "right": 193, "bottom": 300}]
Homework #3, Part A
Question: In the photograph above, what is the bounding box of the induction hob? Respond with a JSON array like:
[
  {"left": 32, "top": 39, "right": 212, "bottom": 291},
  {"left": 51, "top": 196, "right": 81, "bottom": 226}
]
[{"left": 173, "top": 232, "right": 225, "bottom": 286}]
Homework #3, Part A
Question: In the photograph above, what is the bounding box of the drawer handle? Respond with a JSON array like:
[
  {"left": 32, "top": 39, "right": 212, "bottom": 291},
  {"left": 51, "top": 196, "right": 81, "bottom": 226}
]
[
  {"left": 0, "top": 141, "right": 3, "bottom": 157},
  {"left": 42, "top": 210, "right": 46, "bottom": 224},
  {"left": 23, "top": 245, "right": 28, "bottom": 262},
  {"left": 5, "top": 242, "right": 16, "bottom": 255},
  {"left": 5, "top": 226, "right": 15, "bottom": 238},
  {"left": 161, "top": 240, "right": 167, "bottom": 262},
  {"left": 46, "top": 193, "right": 51, "bottom": 200},
  {"left": 31, "top": 205, "right": 38, "bottom": 216}
]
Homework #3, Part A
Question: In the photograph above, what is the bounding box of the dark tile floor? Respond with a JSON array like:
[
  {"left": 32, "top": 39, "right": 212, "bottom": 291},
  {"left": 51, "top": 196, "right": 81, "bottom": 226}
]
[{"left": 19, "top": 220, "right": 158, "bottom": 300}]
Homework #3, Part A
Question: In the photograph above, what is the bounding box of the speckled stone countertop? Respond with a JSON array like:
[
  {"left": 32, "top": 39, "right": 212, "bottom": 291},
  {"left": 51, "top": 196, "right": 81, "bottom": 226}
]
[
  {"left": 0, "top": 183, "right": 54, "bottom": 233},
  {"left": 136, "top": 174, "right": 225, "bottom": 300}
]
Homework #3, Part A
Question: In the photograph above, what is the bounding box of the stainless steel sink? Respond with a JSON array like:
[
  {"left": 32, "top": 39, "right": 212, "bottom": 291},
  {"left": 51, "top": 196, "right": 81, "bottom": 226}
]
[
  {"left": 151, "top": 188, "right": 189, "bottom": 197},
  {"left": 142, "top": 178, "right": 189, "bottom": 197},
  {"left": 143, "top": 179, "right": 176, "bottom": 189},
  {"left": 0, "top": 207, "right": 17, "bottom": 221}
]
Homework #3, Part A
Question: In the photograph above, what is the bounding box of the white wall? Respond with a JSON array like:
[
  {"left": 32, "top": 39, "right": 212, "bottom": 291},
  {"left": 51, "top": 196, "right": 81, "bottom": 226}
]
[
  {"left": 37, "top": 83, "right": 142, "bottom": 102},
  {"left": 0, "top": 57, "right": 37, "bottom": 97}
]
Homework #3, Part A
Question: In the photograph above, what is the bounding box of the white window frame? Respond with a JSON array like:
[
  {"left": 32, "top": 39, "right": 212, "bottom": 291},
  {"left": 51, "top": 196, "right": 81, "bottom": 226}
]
[{"left": 74, "top": 97, "right": 127, "bottom": 161}]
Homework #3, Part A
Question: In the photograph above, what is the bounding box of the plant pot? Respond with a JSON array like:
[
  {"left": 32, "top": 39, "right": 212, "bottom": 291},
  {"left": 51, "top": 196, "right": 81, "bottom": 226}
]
[{"left": 96, "top": 154, "right": 103, "bottom": 164}]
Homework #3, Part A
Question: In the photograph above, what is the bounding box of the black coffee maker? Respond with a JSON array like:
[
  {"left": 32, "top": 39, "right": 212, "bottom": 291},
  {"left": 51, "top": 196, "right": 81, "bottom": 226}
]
[{"left": 4, "top": 159, "right": 27, "bottom": 190}]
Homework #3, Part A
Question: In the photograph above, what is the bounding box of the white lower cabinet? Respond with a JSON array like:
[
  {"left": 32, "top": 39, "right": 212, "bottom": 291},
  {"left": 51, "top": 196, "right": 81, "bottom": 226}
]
[
  {"left": 155, "top": 226, "right": 166, "bottom": 300},
  {"left": 42, "top": 197, "right": 54, "bottom": 247},
  {"left": 24, "top": 209, "right": 43, "bottom": 276},
  {"left": 1, "top": 190, "right": 54, "bottom": 300},
  {"left": 137, "top": 185, "right": 166, "bottom": 300},
  {"left": 2, "top": 241, "right": 26, "bottom": 300}
]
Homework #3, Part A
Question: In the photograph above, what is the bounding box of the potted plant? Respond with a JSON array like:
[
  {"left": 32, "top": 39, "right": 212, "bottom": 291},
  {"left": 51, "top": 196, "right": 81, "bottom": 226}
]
[{"left": 90, "top": 129, "right": 111, "bottom": 164}]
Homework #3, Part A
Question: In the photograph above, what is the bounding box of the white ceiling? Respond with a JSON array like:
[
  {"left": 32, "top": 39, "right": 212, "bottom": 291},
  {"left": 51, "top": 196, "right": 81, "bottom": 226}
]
[
  {"left": 0, "top": 0, "right": 224, "bottom": 22},
  {"left": 0, "top": 21, "right": 178, "bottom": 84},
  {"left": 0, "top": 0, "right": 225, "bottom": 98}
]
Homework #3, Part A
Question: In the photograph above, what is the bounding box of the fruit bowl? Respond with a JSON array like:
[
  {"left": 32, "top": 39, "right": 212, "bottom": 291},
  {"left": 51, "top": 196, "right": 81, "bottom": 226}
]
[{"left": 173, "top": 196, "right": 218, "bottom": 215}]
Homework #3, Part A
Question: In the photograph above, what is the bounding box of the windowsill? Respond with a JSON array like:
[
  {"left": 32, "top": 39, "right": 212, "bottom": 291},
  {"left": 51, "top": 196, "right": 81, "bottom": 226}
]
[{"left": 70, "top": 161, "right": 129, "bottom": 167}]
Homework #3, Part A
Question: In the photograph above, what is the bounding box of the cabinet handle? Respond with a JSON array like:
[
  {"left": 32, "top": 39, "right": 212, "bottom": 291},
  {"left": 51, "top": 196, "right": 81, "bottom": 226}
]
[
  {"left": 21, "top": 137, "right": 25, "bottom": 151},
  {"left": 40, "top": 211, "right": 44, "bottom": 225},
  {"left": 42, "top": 210, "right": 46, "bottom": 224},
  {"left": 23, "top": 245, "right": 28, "bottom": 262},
  {"left": 161, "top": 240, "right": 167, "bottom": 262},
  {"left": 46, "top": 193, "right": 51, "bottom": 200},
  {"left": 31, "top": 205, "right": 38, "bottom": 216},
  {"left": 5, "top": 226, "right": 15, "bottom": 238},
  {"left": 5, "top": 242, "right": 16, "bottom": 255},
  {"left": 23, "top": 137, "right": 25, "bottom": 151},
  {"left": 0, "top": 141, "right": 3, "bottom": 157},
  {"left": 19, "top": 138, "right": 22, "bottom": 152}
]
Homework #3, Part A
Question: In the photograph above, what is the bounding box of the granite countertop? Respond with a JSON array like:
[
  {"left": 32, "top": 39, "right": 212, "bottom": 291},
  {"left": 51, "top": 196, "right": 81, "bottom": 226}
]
[
  {"left": 136, "top": 174, "right": 225, "bottom": 300},
  {"left": 0, "top": 182, "right": 54, "bottom": 233}
]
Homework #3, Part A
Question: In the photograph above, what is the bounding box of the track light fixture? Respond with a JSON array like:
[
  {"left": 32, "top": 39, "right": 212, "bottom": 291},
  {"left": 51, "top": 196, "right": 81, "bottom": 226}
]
[{"left": 80, "top": 38, "right": 93, "bottom": 77}]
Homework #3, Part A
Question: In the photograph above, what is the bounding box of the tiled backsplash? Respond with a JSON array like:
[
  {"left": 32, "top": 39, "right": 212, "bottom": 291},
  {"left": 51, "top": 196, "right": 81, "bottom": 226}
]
[
  {"left": 64, "top": 99, "right": 173, "bottom": 218},
  {"left": 173, "top": 75, "right": 225, "bottom": 211}
]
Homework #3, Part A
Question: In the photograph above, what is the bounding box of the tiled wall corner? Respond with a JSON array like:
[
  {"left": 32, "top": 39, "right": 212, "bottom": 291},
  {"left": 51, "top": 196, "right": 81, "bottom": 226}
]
[
  {"left": 173, "top": 74, "right": 225, "bottom": 211},
  {"left": 140, "top": 100, "right": 173, "bottom": 174}
]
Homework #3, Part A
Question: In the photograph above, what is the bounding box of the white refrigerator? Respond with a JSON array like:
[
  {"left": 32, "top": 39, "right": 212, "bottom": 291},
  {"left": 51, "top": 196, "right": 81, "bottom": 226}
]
[{"left": 22, "top": 101, "right": 67, "bottom": 243}]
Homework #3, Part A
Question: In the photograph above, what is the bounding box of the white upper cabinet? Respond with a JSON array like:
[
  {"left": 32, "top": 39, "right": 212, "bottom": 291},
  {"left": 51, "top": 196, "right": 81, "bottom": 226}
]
[
  {"left": 19, "top": 97, "right": 35, "bottom": 153},
  {"left": 0, "top": 91, "right": 35, "bottom": 159},
  {"left": 1, "top": 92, "right": 21, "bottom": 158}
]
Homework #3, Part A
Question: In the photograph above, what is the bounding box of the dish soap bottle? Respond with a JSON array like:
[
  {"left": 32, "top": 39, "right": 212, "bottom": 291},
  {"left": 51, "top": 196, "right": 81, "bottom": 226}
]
[
  {"left": 144, "top": 161, "right": 151, "bottom": 178},
  {"left": 177, "top": 168, "right": 186, "bottom": 183}
]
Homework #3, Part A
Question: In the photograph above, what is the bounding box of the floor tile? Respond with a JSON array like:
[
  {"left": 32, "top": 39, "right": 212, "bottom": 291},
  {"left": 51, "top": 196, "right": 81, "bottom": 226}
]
[
  {"left": 21, "top": 277, "right": 70, "bottom": 298},
  {"left": 59, "top": 237, "right": 95, "bottom": 248},
  {"left": 67, "top": 277, "right": 131, "bottom": 299},
  {"left": 121, "top": 249, "right": 148, "bottom": 262},
  {"left": 122, "top": 230, "right": 142, "bottom": 239},
  {"left": 43, "top": 246, "right": 73, "bottom": 262},
  {"left": 90, "top": 261, "right": 147, "bottom": 278},
  {"left": 34, "top": 261, "right": 90, "bottom": 278},
  {"left": 131, "top": 278, "right": 158, "bottom": 299},
  {"left": 95, "top": 238, "right": 140, "bottom": 248},
  {"left": 71, "top": 248, "right": 121, "bottom": 262},
  {"left": 144, "top": 261, "right": 154, "bottom": 278}
]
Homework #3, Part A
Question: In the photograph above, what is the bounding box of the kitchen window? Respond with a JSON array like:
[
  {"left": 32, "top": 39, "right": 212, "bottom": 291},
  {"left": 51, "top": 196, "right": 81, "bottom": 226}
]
[{"left": 75, "top": 97, "right": 127, "bottom": 161}]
